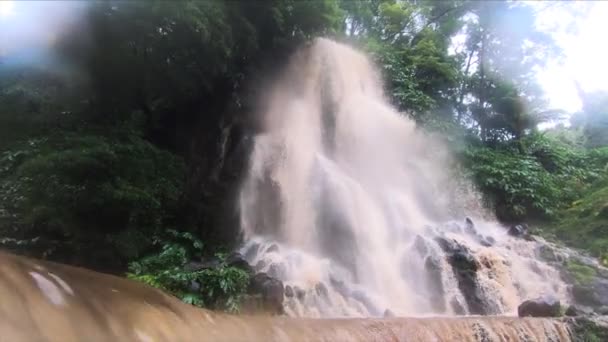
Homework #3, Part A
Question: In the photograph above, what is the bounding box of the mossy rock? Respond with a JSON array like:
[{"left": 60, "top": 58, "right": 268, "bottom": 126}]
[
  {"left": 598, "top": 205, "right": 608, "bottom": 219},
  {"left": 565, "top": 260, "right": 598, "bottom": 285},
  {"left": 568, "top": 317, "right": 608, "bottom": 342}
]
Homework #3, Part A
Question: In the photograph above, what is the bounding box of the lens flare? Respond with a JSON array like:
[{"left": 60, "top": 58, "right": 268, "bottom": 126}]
[{"left": 0, "top": 1, "right": 15, "bottom": 18}]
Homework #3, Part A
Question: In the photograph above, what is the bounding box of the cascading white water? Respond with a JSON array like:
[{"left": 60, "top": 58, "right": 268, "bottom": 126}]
[{"left": 239, "top": 38, "right": 569, "bottom": 317}]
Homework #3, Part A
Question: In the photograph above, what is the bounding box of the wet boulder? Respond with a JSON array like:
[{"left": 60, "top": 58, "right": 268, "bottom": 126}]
[
  {"left": 183, "top": 258, "right": 221, "bottom": 272},
  {"left": 572, "top": 279, "right": 608, "bottom": 309},
  {"left": 464, "top": 217, "right": 477, "bottom": 235},
  {"left": 508, "top": 224, "right": 529, "bottom": 238},
  {"left": 450, "top": 297, "right": 466, "bottom": 315},
  {"left": 244, "top": 243, "right": 260, "bottom": 260},
  {"left": 518, "top": 296, "right": 561, "bottom": 317},
  {"left": 434, "top": 237, "right": 487, "bottom": 315},
  {"left": 413, "top": 235, "right": 428, "bottom": 256},
  {"left": 477, "top": 235, "right": 495, "bottom": 247},
  {"left": 226, "top": 252, "right": 254, "bottom": 275},
  {"left": 268, "top": 263, "right": 287, "bottom": 279},
  {"left": 315, "top": 282, "right": 329, "bottom": 298},
  {"left": 284, "top": 285, "right": 294, "bottom": 298},
  {"left": 294, "top": 286, "right": 306, "bottom": 300},
  {"left": 383, "top": 309, "right": 395, "bottom": 318},
  {"left": 265, "top": 244, "right": 280, "bottom": 253},
  {"left": 565, "top": 305, "right": 595, "bottom": 317},
  {"left": 255, "top": 260, "right": 267, "bottom": 272},
  {"left": 424, "top": 256, "right": 446, "bottom": 312},
  {"left": 248, "top": 272, "right": 284, "bottom": 314}
]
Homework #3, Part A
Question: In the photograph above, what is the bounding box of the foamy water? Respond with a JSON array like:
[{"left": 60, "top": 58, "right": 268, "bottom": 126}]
[{"left": 239, "top": 38, "right": 569, "bottom": 317}]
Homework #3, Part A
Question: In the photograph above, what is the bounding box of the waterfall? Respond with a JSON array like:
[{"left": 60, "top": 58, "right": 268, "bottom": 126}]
[{"left": 239, "top": 38, "right": 568, "bottom": 317}]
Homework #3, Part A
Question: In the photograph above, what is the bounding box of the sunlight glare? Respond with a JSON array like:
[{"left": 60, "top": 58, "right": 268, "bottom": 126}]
[{"left": 0, "top": 1, "right": 15, "bottom": 18}]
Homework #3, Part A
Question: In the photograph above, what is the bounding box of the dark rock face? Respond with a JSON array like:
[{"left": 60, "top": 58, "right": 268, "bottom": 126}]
[
  {"left": 294, "top": 286, "right": 306, "bottom": 300},
  {"left": 351, "top": 290, "right": 381, "bottom": 316},
  {"left": 464, "top": 217, "right": 476, "bottom": 235},
  {"left": 508, "top": 224, "right": 529, "bottom": 238},
  {"left": 424, "top": 256, "right": 446, "bottom": 312},
  {"left": 255, "top": 260, "right": 267, "bottom": 272},
  {"left": 244, "top": 243, "right": 260, "bottom": 261},
  {"left": 413, "top": 235, "right": 428, "bottom": 256},
  {"left": 572, "top": 279, "right": 608, "bottom": 309},
  {"left": 565, "top": 305, "right": 595, "bottom": 317},
  {"left": 226, "top": 252, "right": 254, "bottom": 274},
  {"left": 566, "top": 317, "right": 608, "bottom": 342},
  {"left": 268, "top": 263, "right": 287, "bottom": 279},
  {"left": 284, "top": 285, "right": 294, "bottom": 298},
  {"left": 517, "top": 296, "right": 561, "bottom": 317},
  {"left": 265, "top": 244, "right": 279, "bottom": 253},
  {"left": 183, "top": 259, "right": 221, "bottom": 272},
  {"left": 435, "top": 236, "right": 486, "bottom": 315},
  {"left": 315, "top": 282, "right": 329, "bottom": 298},
  {"left": 460, "top": 218, "right": 494, "bottom": 247},
  {"left": 383, "top": 309, "right": 395, "bottom": 318},
  {"left": 248, "top": 272, "right": 284, "bottom": 314},
  {"left": 450, "top": 297, "right": 466, "bottom": 315}
]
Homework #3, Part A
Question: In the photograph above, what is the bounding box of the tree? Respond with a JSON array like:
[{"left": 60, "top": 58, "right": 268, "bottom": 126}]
[
  {"left": 575, "top": 86, "right": 608, "bottom": 148},
  {"left": 455, "top": 1, "right": 560, "bottom": 142}
]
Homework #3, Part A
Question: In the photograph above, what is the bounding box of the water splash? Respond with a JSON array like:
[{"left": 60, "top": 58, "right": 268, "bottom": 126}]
[{"left": 239, "top": 38, "right": 568, "bottom": 317}]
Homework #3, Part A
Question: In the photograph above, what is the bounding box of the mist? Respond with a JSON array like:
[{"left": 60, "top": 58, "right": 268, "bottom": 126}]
[{"left": 0, "top": 1, "right": 89, "bottom": 68}]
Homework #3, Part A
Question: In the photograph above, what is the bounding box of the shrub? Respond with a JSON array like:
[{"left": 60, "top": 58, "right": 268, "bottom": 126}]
[
  {"left": 0, "top": 131, "right": 185, "bottom": 271},
  {"left": 128, "top": 229, "right": 249, "bottom": 313}
]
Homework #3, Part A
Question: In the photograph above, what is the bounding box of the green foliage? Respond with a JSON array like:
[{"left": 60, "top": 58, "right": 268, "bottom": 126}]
[
  {"left": 128, "top": 230, "right": 249, "bottom": 313},
  {"left": 565, "top": 260, "right": 598, "bottom": 285},
  {"left": 570, "top": 317, "right": 608, "bottom": 342},
  {"left": 0, "top": 132, "right": 185, "bottom": 269},
  {"left": 462, "top": 133, "right": 606, "bottom": 221},
  {"left": 578, "top": 90, "right": 608, "bottom": 148},
  {"left": 548, "top": 182, "right": 608, "bottom": 259}
]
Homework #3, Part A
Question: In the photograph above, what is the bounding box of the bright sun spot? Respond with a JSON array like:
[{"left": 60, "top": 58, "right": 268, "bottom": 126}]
[{"left": 0, "top": 1, "right": 15, "bottom": 18}]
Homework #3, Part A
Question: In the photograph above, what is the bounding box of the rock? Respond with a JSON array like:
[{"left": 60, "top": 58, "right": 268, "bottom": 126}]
[
  {"left": 413, "top": 235, "right": 428, "bottom": 256},
  {"left": 248, "top": 273, "right": 284, "bottom": 314},
  {"left": 434, "top": 237, "right": 486, "bottom": 315},
  {"left": 183, "top": 261, "right": 206, "bottom": 272},
  {"left": 268, "top": 263, "right": 286, "bottom": 279},
  {"left": 572, "top": 278, "right": 608, "bottom": 309},
  {"left": 189, "top": 280, "right": 201, "bottom": 292},
  {"left": 477, "top": 235, "right": 494, "bottom": 247},
  {"left": 566, "top": 305, "right": 580, "bottom": 317},
  {"left": 255, "top": 260, "right": 267, "bottom": 272},
  {"left": 244, "top": 243, "right": 260, "bottom": 260},
  {"left": 566, "top": 305, "right": 595, "bottom": 317},
  {"left": 226, "top": 252, "right": 253, "bottom": 274},
  {"left": 329, "top": 276, "right": 349, "bottom": 298},
  {"left": 294, "top": 286, "right": 306, "bottom": 300},
  {"left": 450, "top": 297, "right": 466, "bottom": 315},
  {"left": 284, "top": 285, "right": 294, "bottom": 298},
  {"left": 424, "top": 256, "right": 446, "bottom": 312},
  {"left": 464, "top": 217, "right": 476, "bottom": 235},
  {"left": 538, "top": 245, "right": 558, "bottom": 262},
  {"left": 598, "top": 306, "right": 608, "bottom": 315},
  {"left": 315, "top": 282, "right": 329, "bottom": 298},
  {"left": 566, "top": 316, "right": 608, "bottom": 341},
  {"left": 183, "top": 258, "right": 221, "bottom": 272},
  {"left": 517, "top": 296, "right": 561, "bottom": 317},
  {"left": 351, "top": 290, "right": 381, "bottom": 316},
  {"left": 383, "top": 309, "right": 395, "bottom": 318},
  {"left": 508, "top": 224, "right": 529, "bottom": 238},
  {"left": 265, "top": 244, "right": 279, "bottom": 253}
]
